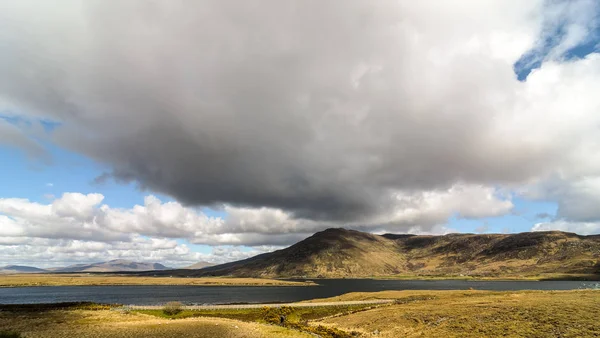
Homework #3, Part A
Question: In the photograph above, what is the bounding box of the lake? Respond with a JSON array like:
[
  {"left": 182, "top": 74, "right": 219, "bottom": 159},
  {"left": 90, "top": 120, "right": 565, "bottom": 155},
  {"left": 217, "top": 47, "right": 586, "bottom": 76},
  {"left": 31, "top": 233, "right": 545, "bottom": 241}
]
[{"left": 0, "top": 279, "right": 594, "bottom": 305}]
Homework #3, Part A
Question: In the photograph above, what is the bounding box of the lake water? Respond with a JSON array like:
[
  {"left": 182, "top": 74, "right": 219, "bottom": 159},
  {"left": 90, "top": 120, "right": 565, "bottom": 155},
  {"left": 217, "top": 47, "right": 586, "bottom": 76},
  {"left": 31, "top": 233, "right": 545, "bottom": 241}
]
[{"left": 0, "top": 279, "right": 593, "bottom": 305}]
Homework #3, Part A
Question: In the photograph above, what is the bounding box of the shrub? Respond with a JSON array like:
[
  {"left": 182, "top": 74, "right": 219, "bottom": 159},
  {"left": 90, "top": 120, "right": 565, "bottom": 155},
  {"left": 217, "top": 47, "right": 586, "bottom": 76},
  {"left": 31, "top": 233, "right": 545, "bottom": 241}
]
[
  {"left": 0, "top": 331, "right": 22, "bottom": 338},
  {"left": 162, "top": 301, "right": 184, "bottom": 316},
  {"left": 261, "top": 306, "right": 293, "bottom": 325}
]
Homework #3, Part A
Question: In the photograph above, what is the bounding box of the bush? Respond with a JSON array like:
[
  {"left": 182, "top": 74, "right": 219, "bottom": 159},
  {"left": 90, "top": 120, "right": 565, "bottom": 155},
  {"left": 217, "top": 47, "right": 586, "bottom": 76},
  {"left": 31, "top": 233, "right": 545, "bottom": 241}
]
[
  {"left": 162, "top": 301, "right": 184, "bottom": 316},
  {"left": 0, "top": 331, "right": 22, "bottom": 338},
  {"left": 261, "top": 306, "right": 293, "bottom": 325},
  {"left": 260, "top": 306, "right": 352, "bottom": 337}
]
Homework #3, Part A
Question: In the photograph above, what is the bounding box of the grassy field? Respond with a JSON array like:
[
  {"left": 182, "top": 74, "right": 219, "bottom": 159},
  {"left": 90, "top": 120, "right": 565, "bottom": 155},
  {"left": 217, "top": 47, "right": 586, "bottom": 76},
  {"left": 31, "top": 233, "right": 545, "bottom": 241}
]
[
  {"left": 309, "top": 289, "right": 600, "bottom": 337},
  {"left": 135, "top": 303, "right": 376, "bottom": 321},
  {"left": 0, "top": 302, "right": 367, "bottom": 338},
  {"left": 0, "top": 304, "right": 310, "bottom": 338},
  {"left": 367, "top": 273, "right": 600, "bottom": 281},
  {"left": 0, "top": 274, "right": 315, "bottom": 287},
  {"left": 1, "top": 290, "right": 599, "bottom": 337}
]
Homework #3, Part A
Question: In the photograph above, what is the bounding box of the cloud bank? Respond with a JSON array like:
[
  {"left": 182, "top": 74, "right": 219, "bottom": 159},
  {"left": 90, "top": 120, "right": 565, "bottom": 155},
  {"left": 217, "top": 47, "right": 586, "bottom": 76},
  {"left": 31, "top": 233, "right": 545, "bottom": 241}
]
[{"left": 0, "top": 189, "right": 502, "bottom": 246}]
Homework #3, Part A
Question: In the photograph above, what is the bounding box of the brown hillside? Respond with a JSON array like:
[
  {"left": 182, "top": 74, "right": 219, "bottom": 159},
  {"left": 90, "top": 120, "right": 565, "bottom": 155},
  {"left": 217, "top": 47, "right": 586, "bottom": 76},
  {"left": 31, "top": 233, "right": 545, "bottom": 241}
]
[
  {"left": 194, "top": 228, "right": 406, "bottom": 278},
  {"left": 166, "top": 228, "right": 600, "bottom": 278},
  {"left": 392, "top": 231, "right": 600, "bottom": 276}
]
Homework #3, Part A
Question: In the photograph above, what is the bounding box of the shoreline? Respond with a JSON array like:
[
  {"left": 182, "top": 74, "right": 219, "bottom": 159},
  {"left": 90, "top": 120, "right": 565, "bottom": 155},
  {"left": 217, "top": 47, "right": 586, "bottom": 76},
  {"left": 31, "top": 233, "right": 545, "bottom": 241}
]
[
  {"left": 362, "top": 273, "right": 600, "bottom": 281},
  {"left": 1, "top": 272, "right": 598, "bottom": 288},
  {"left": 0, "top": 274, "right": 317, "bottom": 288},
  {"left": 286, "top": 273, "right": 600, "bottom": 282}
]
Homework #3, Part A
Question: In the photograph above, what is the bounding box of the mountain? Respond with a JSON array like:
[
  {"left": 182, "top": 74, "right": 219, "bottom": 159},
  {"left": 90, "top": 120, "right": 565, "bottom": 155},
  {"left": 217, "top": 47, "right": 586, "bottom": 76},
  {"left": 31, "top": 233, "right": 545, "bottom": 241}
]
[
  {"left": 191, "top": 228, "right": 407, "bottom": 278},
  {"left": 54, "top": 259, "right": 171, "bottom": 273},
  {"left": 0, "top": 265, "right": 48, "bottom": 274},
  {"left": 169, "top": 228, "right": 600, "bottom": 278},
  {"left": 184, "top": 261, "right": 215, "bottom": 269}
]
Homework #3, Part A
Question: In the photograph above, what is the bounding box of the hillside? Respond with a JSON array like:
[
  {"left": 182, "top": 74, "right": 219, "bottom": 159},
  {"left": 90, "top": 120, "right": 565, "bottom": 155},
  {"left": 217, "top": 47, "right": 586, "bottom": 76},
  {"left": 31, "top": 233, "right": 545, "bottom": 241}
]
[
  {"left": 184, "top": 261, "right": 215, "bottom": 269},
  {"left": 183, "top": 228, "right": 407, "bottom": 278},
  {"left": 173, "top": 228, "right": 600, "bottom": 278},
  {"left": 0, "top": 265, "right": 47, "bottom": 274}
]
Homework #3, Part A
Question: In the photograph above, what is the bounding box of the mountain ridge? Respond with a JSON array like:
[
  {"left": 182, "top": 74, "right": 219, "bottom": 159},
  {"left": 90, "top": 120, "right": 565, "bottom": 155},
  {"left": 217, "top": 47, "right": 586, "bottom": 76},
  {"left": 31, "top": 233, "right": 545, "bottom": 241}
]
[
  {"left": 0, "top": 260, "right": 172, "bottom": 273},
  {"left": 54, "top": 259, "right": 171, "bottom": 272},
  {"left": 163, "top": 228, "right": 600, "bottom": 278},
  {"left": 0, "top": 265, "right": 48, "bottom": 274}
]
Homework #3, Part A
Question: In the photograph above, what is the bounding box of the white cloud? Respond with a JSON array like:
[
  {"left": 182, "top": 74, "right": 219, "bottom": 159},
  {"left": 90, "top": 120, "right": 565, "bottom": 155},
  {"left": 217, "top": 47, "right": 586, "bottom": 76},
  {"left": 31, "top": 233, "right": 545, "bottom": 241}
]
[
  {"left": 518, "top": 0, "right": 600, "bottom": 68},
  {"left": 0, "top": 186, "right": 511, "bottom": 248},
  {"left": 0, "top": 236, "right": 278, "bottom": 268},
  {"left": 0, "top": 194, "right": 127, "bottom": 242},
  {"left": 381, "top": 184, "right": 513, "bottom": 227},
  {"left": 532, "top": 220, "right": 600, "bottom": 235}
]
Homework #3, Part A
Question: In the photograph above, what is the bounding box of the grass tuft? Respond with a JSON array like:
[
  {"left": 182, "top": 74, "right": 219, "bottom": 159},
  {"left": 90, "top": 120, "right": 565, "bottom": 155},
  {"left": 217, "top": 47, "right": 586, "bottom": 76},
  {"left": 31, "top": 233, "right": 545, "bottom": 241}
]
[{"left": 162, "top": 301, "right": 183, "bottom": 316}]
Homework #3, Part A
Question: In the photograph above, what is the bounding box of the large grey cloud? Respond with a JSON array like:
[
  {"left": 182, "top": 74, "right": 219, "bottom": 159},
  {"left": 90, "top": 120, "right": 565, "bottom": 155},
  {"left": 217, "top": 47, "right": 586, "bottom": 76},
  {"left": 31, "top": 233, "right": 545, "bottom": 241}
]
[{"left": 1, "top": 0, "right": 600, "bottom": 233}]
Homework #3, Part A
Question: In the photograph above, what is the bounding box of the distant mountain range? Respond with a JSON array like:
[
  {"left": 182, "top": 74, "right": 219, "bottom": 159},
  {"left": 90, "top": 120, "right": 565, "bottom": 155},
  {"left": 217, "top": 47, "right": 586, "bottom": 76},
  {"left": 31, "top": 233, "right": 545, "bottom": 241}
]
[
  {"left": 0, "top": 259, "right": 173, "bottom": 274},
  {"left": 52, "top": 259, "right": 171, "bottom": 273},
  {"left": 150, "top": 228, "right": 600, "bottom": 278},
  {"left": 0, "top": 265, "right": 48, "bottom": 274}
]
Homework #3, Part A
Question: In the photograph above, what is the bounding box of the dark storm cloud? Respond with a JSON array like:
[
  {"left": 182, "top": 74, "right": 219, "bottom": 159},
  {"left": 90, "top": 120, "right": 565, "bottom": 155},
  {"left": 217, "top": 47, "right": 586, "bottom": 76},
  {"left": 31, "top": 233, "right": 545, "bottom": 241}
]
[{"left": 1, "top": 0, "right": 598, "bottom": 228}]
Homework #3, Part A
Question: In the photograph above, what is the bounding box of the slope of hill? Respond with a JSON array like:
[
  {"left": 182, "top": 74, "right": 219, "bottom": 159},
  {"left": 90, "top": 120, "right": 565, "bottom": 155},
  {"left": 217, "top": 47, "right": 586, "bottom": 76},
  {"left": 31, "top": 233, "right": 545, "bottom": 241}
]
[
  {"left": 0, "top": 265, "right": 48, "bottom": 274},
  {"left": 55, "top": 259, "right": 171, "bottom": 272},
  {"left": 390, "top": 231, "right": 600, "bottom": 276},
  {"left": 184, "top": 261, "right": 215, "bottom": 269},
  {"left": 171, "top": 228, "right": 600, "bottom": 278},
  {"left": 177, "top": 228, "right": 407, "bottom": 278}
]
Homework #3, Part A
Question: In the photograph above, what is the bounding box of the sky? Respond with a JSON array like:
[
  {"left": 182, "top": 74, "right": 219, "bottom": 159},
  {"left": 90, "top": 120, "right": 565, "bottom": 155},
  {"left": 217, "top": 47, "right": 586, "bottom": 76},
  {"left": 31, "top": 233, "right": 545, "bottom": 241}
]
[{"left": 1, "top": 0, "right": 600, "bottom": 268}]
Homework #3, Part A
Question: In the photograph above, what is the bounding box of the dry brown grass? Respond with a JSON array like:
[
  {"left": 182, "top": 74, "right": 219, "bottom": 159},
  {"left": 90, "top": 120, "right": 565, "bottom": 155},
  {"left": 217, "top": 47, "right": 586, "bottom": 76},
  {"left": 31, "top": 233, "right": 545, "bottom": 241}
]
[
  {"left": 0, "top": 274, "right": 314, "bottom": 287},
  {"left": 310, "top": 290, "right": 600, "bottom": 337},
  {"left": 2, "top": 290, "right": 599, "bottom": 337},
  {"left": 0, "top": 308, "right": 310, "bottom": 337},
  {"left": 368, "top": 272, "right": 600, "bottom": 281}
]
